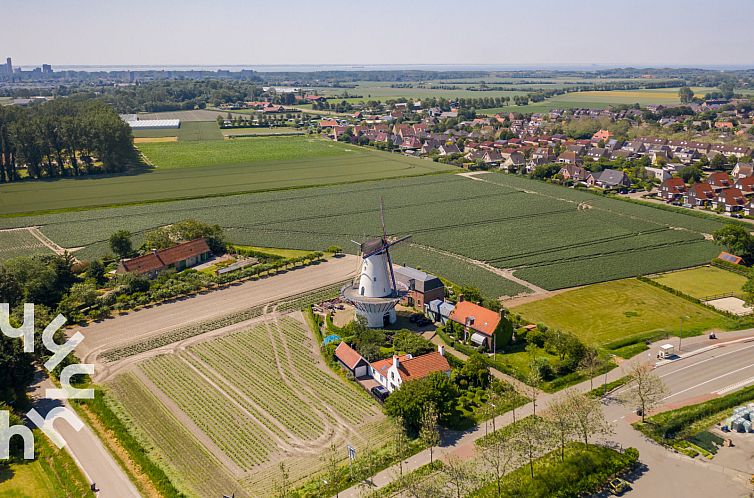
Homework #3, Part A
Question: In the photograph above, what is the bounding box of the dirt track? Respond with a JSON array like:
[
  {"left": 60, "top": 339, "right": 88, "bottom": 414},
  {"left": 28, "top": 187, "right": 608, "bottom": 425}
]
[{"left": 74, "top": 255, "right": 357, "bottom": 376}]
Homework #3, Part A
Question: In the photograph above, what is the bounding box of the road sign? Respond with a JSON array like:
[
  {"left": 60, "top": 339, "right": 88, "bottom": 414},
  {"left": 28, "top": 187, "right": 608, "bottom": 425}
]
[{"left": 347, "top": 445, "right": 356, "bottom": 462}]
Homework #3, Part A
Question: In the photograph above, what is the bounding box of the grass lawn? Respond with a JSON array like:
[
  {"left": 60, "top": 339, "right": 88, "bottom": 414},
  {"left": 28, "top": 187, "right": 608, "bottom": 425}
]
[
  {"left": 651, "top": 266, "right": 747, "bottom": 300},
  {"left": 511, "top": 279, "right": 731, "bottom": 345},
  {"left": 0, "top": 432, "right": 94, "bottom": 498},
  {"left": 0, "top": 461, "right": 57, "bottom": 498}
]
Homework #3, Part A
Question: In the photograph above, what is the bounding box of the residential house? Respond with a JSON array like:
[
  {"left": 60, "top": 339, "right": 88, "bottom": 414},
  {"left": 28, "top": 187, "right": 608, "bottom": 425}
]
[
  {"left": 714, "top": 187, "right": 747, "bottom": 212},
  {"left": 644, "top": 167, "right": 671, "bottom": 182},
  {"left": 557, "top": 151, "right": 581, "bottom": 165},
  {"left": 501, "top": 152, "right": 526, "bottom": 172},
  {"left": 735, "top": 176, "right": 754, "bottom": 195},
  {"left": 586, "top": 169, "right": 630, "bottom": 189},
  {"left": 438, "top": 144, "right": 461, "bottom": 156},
  {"left": 116, "top": 238, "right": 212, "bottom": 278},
  {"left": 559, "top": 164, "right": 589, "bottom": 182},
  {"left": 591, "top": 129, "right": 612, "bottom": 143},
  {"left": 732, "top": 162, "right": 754, "bottom": 179},
  {"left": 685, "top": 182, "right": 716, "bottom": 207},
  {"left": 659, "top": 177, "right": 687, "bottom": 202},
  {"left": 448, "top": 301, "right": 505, "bottom": 350},
  {"left": 334, "top": 342, "right": 369, "bottom": 377},
  {"left": 585, "top": 148, "right": 607, "bottom": 161},
  {"left": 394, "top": 266, "right": 445, "bottom": 309},
  {"left": 706, "top": 171, "right": 732, "bottom": 191},
  {"left": 369, "top": 347, "right": 451, "bottom": 393}
]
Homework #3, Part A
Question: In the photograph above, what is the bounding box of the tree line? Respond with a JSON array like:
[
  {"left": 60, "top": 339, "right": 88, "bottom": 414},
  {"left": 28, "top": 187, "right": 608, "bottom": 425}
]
[{"left": 0, "top": 98, "right": 136, "bottom": 182}]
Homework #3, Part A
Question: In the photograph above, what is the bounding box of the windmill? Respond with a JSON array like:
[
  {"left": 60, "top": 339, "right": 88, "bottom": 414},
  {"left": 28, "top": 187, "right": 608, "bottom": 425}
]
[{"left": 342, "top": 198, "right": 411, "bottom": 327}]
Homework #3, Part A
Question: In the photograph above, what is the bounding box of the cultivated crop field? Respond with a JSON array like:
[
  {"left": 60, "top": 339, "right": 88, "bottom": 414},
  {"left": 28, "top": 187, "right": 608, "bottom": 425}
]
[
  {"left": 651, "top": 266, "right": 748, "bottom": 300},
  {"left": 0, "top": 228, "right": 54, "bottom": 261},
  {"left": 1, "top": 172, "right": 724, "bottom": 293},
  {"left": 131, "top": 121, "right": 223, "bottom": 141},
  {"left": 107, "top": 316, "right": 386, "bottom": 497},
  {"left": 511, "top": 279, "right": 732, "bottom": 345},
  {"left": 0, "top": 140, "right": 454, "bottom": 215},
  {"left": 138, "top": 136, "right": 357, "bottom": 168}
]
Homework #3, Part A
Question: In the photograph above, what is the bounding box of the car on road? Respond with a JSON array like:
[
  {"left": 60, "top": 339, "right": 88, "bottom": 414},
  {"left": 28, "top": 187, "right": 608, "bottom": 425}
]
[
  {"left": 371, "top": 385, "right": 389, "bottom": 402},
  {"left": 409, "top": 313, "right": 423, "bottom": 323},
  {"left": 416, "top": 317, "right": 431, "bottom": 326},
  {"left": 608, "top": 477, "right": 631, "bottom": 495}
]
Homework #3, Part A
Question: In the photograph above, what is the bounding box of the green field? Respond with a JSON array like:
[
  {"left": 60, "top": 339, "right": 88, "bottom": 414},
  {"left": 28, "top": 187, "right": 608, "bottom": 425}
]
[
  {"left": 0, "top": 139, "right": 454, "bottom": 215},
  {"left": 0, "top": 432, "right": 94, "bottom": 498},
  {"left": 511, "top": 279, "right": 731, "bottom": 345},
  {"left": 0, "top": 228, "right": 54, "bottom": 261},
  {"left": 108, "top": 317, "right": 387, "bottom": 497},
  {"left": 131, "top": 120, "right": 222, "bottom": 141},
  {"left": 1, "top": 172, "right": 725, "bottom": 293},
  {"left": 651, "top": 266, "right": 747, "bottom": 300},
  {"left": 138, "top": 136, "right": 352, "bottom": 169},
  {"left": 221, "top": 127, "right": 304, "bottom": 137}
]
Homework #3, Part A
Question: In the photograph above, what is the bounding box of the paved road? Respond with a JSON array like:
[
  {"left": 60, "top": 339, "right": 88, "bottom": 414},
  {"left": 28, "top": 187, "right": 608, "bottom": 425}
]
[
  {"left": 30, "top": 375, "right": 140, "bottom": 498},
  {"left": 340, "top": 332, "right": 754, "bottom": 497}
]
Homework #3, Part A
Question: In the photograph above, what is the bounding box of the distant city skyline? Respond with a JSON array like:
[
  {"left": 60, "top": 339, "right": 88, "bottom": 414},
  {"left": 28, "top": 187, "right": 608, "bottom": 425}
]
[{"left": 3, "top": 0, "right": 754, "bottom": 68}]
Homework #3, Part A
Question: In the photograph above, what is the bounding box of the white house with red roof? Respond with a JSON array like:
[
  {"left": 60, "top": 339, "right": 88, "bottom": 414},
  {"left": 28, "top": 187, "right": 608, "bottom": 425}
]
[{"left": 369, "top": 346, "right": 451, "bottom": 392}]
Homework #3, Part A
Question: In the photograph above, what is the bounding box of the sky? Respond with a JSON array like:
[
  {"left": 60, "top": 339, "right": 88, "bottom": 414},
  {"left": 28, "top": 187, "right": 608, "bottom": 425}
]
[{"left": 3, "top": 0, "right": 753, "bottom": 68}]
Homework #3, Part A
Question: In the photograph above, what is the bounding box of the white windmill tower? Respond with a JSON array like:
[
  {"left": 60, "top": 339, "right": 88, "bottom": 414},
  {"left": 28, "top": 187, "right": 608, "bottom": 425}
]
[{"left": 341, "top": 198, "right": 411, "bottom": 328}]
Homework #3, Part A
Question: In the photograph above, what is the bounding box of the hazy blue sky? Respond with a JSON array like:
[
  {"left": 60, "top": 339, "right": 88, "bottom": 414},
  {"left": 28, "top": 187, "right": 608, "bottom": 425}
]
[{"left": 3, "top": 0, "right": 753, "bottom": 67}]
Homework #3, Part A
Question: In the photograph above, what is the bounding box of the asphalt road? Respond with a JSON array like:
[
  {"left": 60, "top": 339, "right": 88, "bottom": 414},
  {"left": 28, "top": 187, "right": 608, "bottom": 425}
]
[
  {"left": 30, "top": 375, "right": 140, "bottom": 498},
  {"left": 604, "top": 339, "right": 754, "bottom": 498},
  {"left": 340, "top": 334, "right": 754, "bottom": 497}
]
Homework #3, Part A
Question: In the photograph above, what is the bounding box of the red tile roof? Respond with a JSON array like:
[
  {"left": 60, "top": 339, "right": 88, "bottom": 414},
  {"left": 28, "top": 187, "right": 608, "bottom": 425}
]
[
  {"left": 334, "top": 342, "right": 365, "bottom": 370},
  {"left": 397, "top": 352, "right": 450, "bottom": 382},
  {"left": 120, "top": 238, "right": 210, "bottom": 274},
  {"left": 707, "top": 171, "right": 732, "bottom": 187},
  {"left": 449, "top": 301, "right": 501, "bottom": 337}
]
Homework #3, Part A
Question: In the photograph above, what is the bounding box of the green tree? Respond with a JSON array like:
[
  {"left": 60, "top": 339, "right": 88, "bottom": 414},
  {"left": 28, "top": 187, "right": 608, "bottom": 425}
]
[
  {"left": 713, "top": 224, "right": 754, "bottom": 262},
  {"left": 385, "top": 372, "right": 458, "bottom": 435},
  {"left": 678, "top": 86, "right": 694, "bottom": 104},
  {"left": 419, "top": 404, "right": 441, "bottom": 464},
  {"left": 679, "top": 165, "right": 702, "bottom": 184},
  {"left": 109, "top": 230, "right": 133, "bottom": 259},
  {"left": 0, "top": 265, "right": 23, "bottom": 307}
]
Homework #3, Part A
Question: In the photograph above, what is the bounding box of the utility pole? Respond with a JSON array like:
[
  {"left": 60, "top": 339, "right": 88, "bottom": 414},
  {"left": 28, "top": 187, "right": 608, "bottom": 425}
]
[{"left": 679, "top": 316, "right": 685, "bottom": 352}]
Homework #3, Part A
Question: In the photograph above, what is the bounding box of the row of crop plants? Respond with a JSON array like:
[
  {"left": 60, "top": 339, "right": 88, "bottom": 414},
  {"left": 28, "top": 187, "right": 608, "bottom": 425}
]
[
  {"left": 106, "top": 372, "right": 248, "bottom": 497},
  {"left": 140, "top": 354, "right": 275, "bottom": 470},
  {"left": 188, "top": 325, "right": 328, "bottom": 441}
]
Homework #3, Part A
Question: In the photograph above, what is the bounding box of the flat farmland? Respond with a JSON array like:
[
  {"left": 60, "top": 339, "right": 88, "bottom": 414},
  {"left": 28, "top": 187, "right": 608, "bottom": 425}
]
[
  {"left": 107, "top": 316, "right": 386, "bottom": 497},
  {"left": 131, "top": 121, "right": 222, "bottom": 141},
  {"left": 1, "top": 172, "right": 725, "bottom": 294},
  {"left": 138, "top": 136, "right": 353, "bottom": 168},
  {"left": 0, "top": 139, "right": 454, "bottom": 215},
  {"left": 0, "top": 228, "right": 55, "bottom": 261},
  {"left": 651, "top": 266, "right": 747, "bottom": 300},
  {"left": 511, "top": 279, "right": 732, "bottom": 345},
  {"left": 136, "top": 109, "right": 227, "bottom": 122}
]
